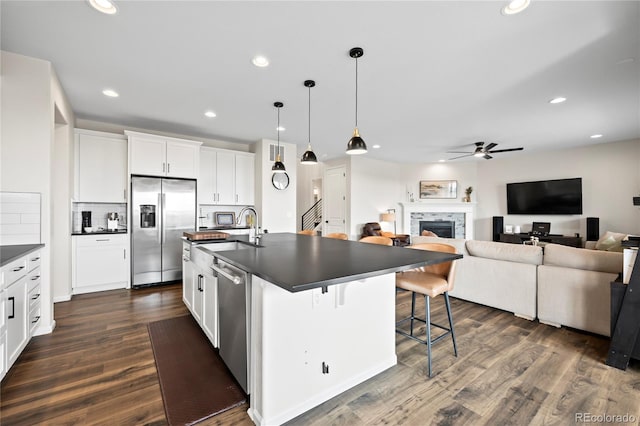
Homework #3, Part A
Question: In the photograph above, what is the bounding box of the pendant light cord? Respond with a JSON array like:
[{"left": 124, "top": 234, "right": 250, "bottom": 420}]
[
  {"left": 355, "top": 56, "right": 358, "bottom": 128},
  {"left": 308, "top": 85, "right": 311, "bottom": 145}
]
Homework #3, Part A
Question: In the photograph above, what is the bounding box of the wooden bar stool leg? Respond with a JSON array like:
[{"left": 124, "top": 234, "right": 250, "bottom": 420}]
[
  {"left": 425, "top": 295, "right": 433, "bottom": 378},
  {"left": 444, "top": 292, "right": 458, "bottom": 357}
]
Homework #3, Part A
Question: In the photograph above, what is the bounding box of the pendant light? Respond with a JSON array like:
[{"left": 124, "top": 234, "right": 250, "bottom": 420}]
[
  {"left": 272, "top": 101, "right": 286, "bottom": 173},
  {"left": 301, "top": 80, "right": 318, "bottom": 164},
  {"left": 346, "top": 47, "right": 367, "bottom": 155}
]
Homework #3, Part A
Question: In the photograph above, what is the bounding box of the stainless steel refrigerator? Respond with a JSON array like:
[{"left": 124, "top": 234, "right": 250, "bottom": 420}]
[{"left": 131, "top": 176, "right": 196, "bottom": 287}]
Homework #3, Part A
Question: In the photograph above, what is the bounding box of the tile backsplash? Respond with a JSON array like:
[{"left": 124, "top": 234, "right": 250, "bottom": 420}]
[
  {"left": 72, "top": 202, "right": 127, "bottom": 233},
  {"left": 0, "top": 192, "right": 41, "bottom": 245}
]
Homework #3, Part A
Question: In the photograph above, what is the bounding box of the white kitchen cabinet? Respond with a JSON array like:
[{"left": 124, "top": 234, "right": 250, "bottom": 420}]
[
  {"left": 198, "top": 147, "right": 254, "bottom": 206},
  {"left": 182, "top": 242, "right": 195, "bottom": 311},
  {"left": 201, "top": 271, "right": 218, "bottom": 347},
  {"left": 127, "top": 130, "right": 202, "bottom": 179},
  {"left": 74, "top": 129, "right": 127, "bottom": 202},
  {"left": 1, "top": 248, "right": 42, "bottom": 381},
  {"left": 193, "top": 271, "right": 204, "bottom": 324},
  {"left": 72, "top": 235, "right": 129, "bottom": 294}
]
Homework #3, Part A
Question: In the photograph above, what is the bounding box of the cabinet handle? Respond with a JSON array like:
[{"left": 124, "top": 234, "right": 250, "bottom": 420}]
[
  {"left": 163, "top": 162, "right": 166, "bottom": 173},
  {"left": 124, "top": 189, "right": 127, "bottom": 200},
  {"left": 12, "top": 266, "right": 25, "bottom": 272},
  {"left": 96, "top": 239, "right": 110, "bottom": 242},
  {"left": 31, "top": 257, "right": 40, "bottom": 262},
  {"left": 236, "top": 194, "right": 238, "bottom": 203},
  {"left": 322, "top": 362, "right": 330, "bottom": 374},
  {"left": 8, "top": 297, "right": 15, "bottom": 319},
  {"left": 31, "top": 293, "right": 40, "bottom": 301},
  {"left": 124, "top": 249, "right": 126, "bottom": 259},
  {"left": 168, "top": 163, "right": 171, "bottom": 173},
  {"left": 31, "top": 275, "right": 40, "bottom": 281},
  {"left": 32, "top": 316, "right": 40, "bottom": 324},
  {"left": 183, "top": 256, "right": 190, "bottom": 262}
]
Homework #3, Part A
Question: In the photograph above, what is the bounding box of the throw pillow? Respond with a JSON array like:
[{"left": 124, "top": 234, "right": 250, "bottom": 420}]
[{"left": 595, "top": 231, "right": 627, "bottom": 252}]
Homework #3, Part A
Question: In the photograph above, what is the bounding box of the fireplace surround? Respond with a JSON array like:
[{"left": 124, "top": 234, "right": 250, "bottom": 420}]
[{"left": 400, "top": 202, "right": 475, "bottom": 239}]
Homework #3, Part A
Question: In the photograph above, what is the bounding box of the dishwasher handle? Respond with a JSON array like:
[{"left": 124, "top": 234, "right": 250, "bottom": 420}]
[{"left": 211, "top": 263, "right": 243, "bottom": 285}]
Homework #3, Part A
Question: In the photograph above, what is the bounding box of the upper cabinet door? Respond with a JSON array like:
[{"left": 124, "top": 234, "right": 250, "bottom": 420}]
[
  {"left": 235, "top": 153, "right": 255, "bottom": 205},
  {"left": 166, "top": 140, "right": 199, "bottom": 179},
  {"left": 129, "top": 135, "right": 166, "bottom": 176},
  {"left": 76, "top": 130, "right": 127, "bottom": 202},
  {"left": 198, "top": 148, "right": 217, "bottom": 204},
  {"left": 215, "top": 150, "right": 235, "bottom": 205}
]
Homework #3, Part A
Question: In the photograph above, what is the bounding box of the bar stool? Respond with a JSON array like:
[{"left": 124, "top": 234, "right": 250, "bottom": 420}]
[
  {"left": 359, "top": 236, "right": 393, "bottom": 246},
  {"left": 298, "top": 230, "right": 316, "bottom": 236},
  {"left": 325, "top": 233, "right": 348, "bottom": 240},
  {"left": 395, "top": 243, "right": 458, "bottom": 377}
]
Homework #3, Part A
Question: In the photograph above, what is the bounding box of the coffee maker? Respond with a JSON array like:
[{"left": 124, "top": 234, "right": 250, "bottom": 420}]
[
  {"left": 107, "top": 212, "right": 119, "bottom": 231},
  {"left": 81, "top": 211, "right": 92, "bottom": 233}
]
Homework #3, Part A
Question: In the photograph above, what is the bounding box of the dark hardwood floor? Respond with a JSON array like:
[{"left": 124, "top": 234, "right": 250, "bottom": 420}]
[{"left": 1, "top": 284, "right": 639, "bottom": 425}]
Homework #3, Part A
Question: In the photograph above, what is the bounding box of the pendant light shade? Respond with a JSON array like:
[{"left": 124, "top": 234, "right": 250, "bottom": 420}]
[
  {"left": 301, "top": 80, "right": 318, "bottom": 164},
  {"left": 272, "top": 101, "right": 286, "bottom": 173},
  {"left": 346, "top": 47, "right": 367, "bottom": 155}
]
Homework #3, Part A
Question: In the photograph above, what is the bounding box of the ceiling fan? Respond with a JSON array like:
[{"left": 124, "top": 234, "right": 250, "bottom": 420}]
[{"left": 447, "top": 142, "right": 524, "bottom": 160}]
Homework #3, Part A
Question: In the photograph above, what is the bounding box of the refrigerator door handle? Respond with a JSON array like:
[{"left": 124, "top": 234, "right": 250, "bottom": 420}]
[
  {"left": 162, "top": 193, "right": 167, "bottom": 244},
  {"left": 157, "top": 192, "right": 162, "bottom": 244}
]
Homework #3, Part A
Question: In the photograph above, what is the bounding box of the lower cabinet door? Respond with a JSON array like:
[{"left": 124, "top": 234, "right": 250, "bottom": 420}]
[
  {"left": 6, "top": 277, "right": 28, "bottom": 368},
  {"left": 202, "top": 273, "right": 218, "bottom": 347},
  {"left": 182, "top": 257, "right": 194, "bottom": 311},
  {"left": 193, "top": 271, "right": 204, "bottom": 324},
  {"left": 73, "top": 236, "right": 128, "bottom": 292}
]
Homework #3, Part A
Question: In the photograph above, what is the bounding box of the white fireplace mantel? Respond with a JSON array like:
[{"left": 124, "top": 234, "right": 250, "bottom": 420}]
[{"left": 400, "top": 202, "right": 476, "bottom": 239}]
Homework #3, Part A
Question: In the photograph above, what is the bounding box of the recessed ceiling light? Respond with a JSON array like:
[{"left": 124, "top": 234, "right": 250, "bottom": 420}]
[
  {"left": 616, "top": 58, "right": 635, "bottom": 65},
  {"left": 204, "top": 111, "right": 216, "bottom": 118},
  {"left": 438, "top": 159, "right": 446, "bottom": 162},
  {"left": 501, "top": 0, "right": 530, "bottom": 15},
  {"left": 88, "top": 0, "right": 117, "bottom": 15},
  {"left": 276, "top": 126, "right": 285, "bottom": 131},
  {"left": 102, "top": 89, "right": 119, "bottom": 98},
  {"left": 252, "top": 55, "right": 269, "bottom": 67},
  {"left": 549, "top": 97, "right": 567, "bottom": 104},
  {"left": 590, "top": 134, "right": 603, "bottom": 139},
  {"left": 372, "top": 144, "right": 381, "bottom": 149}
]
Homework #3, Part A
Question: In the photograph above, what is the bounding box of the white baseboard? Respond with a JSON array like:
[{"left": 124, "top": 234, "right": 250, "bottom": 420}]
[
  {"left": 54, "top": 294, "right": 72, "bottom": 303},
  {"left": 33, "top": 320, "right": 56, "bottom": 336}
]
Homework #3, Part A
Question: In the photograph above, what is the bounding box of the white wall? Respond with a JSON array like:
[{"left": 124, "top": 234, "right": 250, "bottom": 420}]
[
  {"left": 255, "top": 139, "right": 297, "bottom": 233},
  {"left": 475, "top": 139, "right": 640, "bottom": 241},
  {"left": 297, "top": 139, "right": 640, "bottom": 242},
  {"left": 0, "top": 51, "right": 75, "bottom": 333}
]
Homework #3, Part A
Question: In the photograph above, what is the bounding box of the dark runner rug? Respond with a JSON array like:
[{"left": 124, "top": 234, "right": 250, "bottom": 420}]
[{"left": 148, "top": 315, "right": 246, "bottom": 425}]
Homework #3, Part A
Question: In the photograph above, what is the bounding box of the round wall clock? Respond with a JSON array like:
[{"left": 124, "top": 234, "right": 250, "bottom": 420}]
[{"left": 272, "top": 172, "right": 289, "bottom": 190}]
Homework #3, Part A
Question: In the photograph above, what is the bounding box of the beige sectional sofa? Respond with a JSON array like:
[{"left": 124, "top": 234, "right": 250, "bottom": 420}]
[{"left": 411, "top": 235, "right": 623, "bottom": 336}]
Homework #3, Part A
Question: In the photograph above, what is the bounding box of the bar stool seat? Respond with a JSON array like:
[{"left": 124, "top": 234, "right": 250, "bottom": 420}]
[{"left": 395, "top": 242, "right": 459, "bottom": 377}]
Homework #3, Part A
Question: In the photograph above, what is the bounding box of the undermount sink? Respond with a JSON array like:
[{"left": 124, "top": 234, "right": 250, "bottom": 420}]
[{"left": 198, "top": 241, "right": 261, "bottom": 252}]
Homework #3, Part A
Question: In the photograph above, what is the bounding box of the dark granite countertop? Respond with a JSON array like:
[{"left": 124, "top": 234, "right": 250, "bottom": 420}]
[
  {"left": 71, "top": 230, "right": 128, "bottom": 236},
  {"left": 1, "top": 244, "right": 45, "bottom": 267},
  {"left": 198, "top": 226, "right": 250, "bottom": 231},
  {"left": 196, "top": 233, "right": 462, "bottom": 293}
]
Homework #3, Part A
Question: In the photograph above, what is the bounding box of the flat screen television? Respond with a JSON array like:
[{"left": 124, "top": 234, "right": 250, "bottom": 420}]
[{"left": 506, "top": 178, "right": 583, "bottom": 215}]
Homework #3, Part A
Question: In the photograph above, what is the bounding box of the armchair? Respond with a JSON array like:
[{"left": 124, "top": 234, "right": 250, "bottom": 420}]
[{"left": 361, "top": 222, "right": 410, "bottom": 247}]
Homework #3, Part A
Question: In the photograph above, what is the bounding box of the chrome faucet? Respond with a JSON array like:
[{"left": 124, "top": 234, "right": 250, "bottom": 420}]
[{"left": 237, "top": 206, "right": 261, "bottom": 243}]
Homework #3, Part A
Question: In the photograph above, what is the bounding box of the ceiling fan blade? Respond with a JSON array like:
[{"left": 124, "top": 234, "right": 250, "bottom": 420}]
[
  {"left": 488, "top": 147, "right": 524, "bottom": 153},
  {"left": 448, "top": 153, "right": 473, "bottom": 160},
  {"left": 446, "top": 150, "right": 473, "bottom": 154},
  {"left": 483, "top": 154, "right": 493, "bottom": 160},
  {"left": 484, "top": 142, "right": 498, "bottom": 151}
]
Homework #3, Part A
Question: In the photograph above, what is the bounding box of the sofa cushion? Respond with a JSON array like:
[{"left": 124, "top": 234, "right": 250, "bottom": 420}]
[
  {"left": 410, "top": 236, "right": 468, "bottom": 256},
  {"left": 543, "top": 243, "right": 622, "bottom": 274},
  {"left": 595, "top": 231, "right": 627, "bottom": 252},
  {"left": 465, "top": 240, "right": 543, "bottom": 265}
]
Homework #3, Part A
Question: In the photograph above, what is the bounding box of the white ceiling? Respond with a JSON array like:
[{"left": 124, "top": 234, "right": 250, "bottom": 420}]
[{"left": 2, "top": 1, "right": 639, "bottom": 163}]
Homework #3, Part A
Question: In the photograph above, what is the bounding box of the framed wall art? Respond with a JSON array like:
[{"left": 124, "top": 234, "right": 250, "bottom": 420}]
[{"left": 419, "top": 180, "right": 458, "bottom": 199}]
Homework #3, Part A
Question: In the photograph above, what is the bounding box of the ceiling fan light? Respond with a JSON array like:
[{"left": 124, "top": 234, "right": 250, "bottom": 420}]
[{"left": 474, "top": 152, "right": 485, "bottom": 158}]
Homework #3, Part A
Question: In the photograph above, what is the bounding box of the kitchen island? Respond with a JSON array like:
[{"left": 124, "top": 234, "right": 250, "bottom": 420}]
[{"left": 187, "top": 233, "right": 461, "bottom": 425}]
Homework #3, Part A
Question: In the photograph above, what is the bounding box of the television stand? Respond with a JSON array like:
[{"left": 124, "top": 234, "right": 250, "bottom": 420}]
[{"left": 499, "top": 233, "right": 582, "bottom": 248}]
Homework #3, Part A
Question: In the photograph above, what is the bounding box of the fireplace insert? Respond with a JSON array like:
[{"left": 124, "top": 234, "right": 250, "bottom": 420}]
[{"left": 420, "top": 220, "right": 455, "bottom": 238}]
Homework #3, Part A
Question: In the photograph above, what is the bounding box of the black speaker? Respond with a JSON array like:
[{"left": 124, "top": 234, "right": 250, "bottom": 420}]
[
  {"left": 634, "top": 196, "right": 640, "bottom": 206},
  {"left": 586, "top": 217, "right": 599, "bottom": 241},
  {"left": 492, "top": 216, "right": 504, "bottom": 242}
]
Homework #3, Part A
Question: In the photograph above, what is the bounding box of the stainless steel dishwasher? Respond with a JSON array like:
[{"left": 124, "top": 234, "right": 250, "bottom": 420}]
[{"left": 212, "top": 257, "right": 250, "bottom": 394}]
